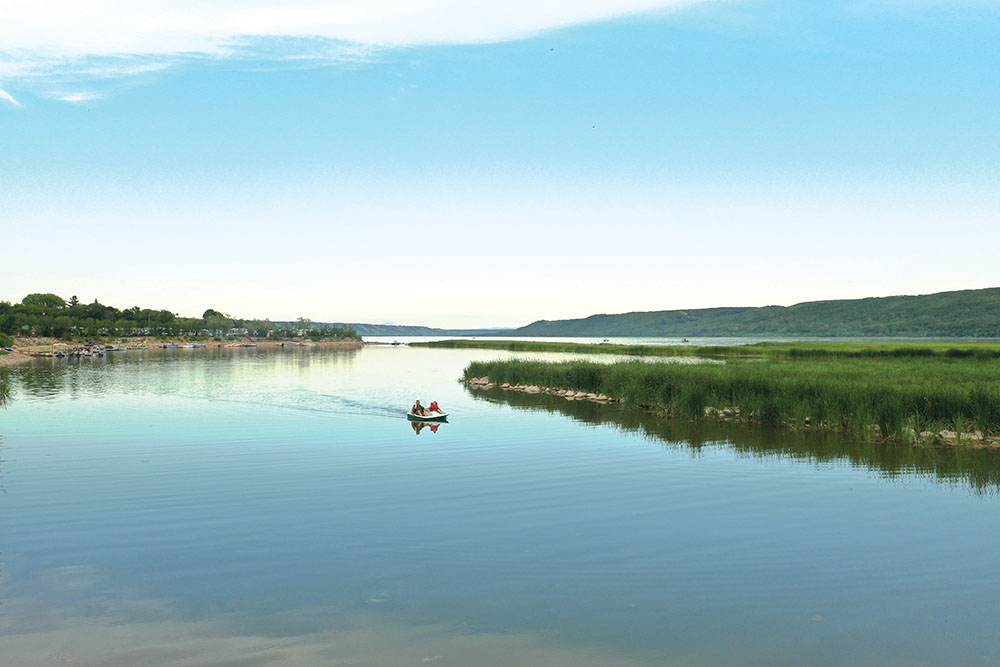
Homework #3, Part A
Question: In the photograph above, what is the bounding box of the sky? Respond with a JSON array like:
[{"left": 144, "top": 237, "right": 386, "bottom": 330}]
[{"left": 1, "top": 0, "right": 998, "bottom": 328}]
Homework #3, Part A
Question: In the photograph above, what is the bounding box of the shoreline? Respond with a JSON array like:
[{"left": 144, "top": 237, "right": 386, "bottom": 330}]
[
  {"left": 0, "top": 351, "right": 35, "bottom": 367},
  {"left": 4, "top": 336, "right": 364, "bottom": 361}
]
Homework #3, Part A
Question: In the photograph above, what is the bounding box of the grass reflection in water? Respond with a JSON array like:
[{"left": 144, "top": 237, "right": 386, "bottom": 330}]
[{"left": 467, "top": 384, "right": 1000, "bottom": 494}]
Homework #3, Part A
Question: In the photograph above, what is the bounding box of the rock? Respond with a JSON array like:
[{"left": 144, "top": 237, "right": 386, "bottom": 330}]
[
  {"left": 721, "top": 408, "right": 733, "bottom": 418},
  {"left": 597, "top": 394, "right": 608, "bottom": 401},
  {"left": 501, "top": 382, "right": 510, "bottom": 389},
  {"left": 555, "top": 389, "right": 566, "bottom": 395},
  {"left": 587, "top": 393, "right": 598, "bottom": 400},
  {"left": 526, "top": 385, "right": 541, "bottom": 393},
  {"left": 704, "top": 407, "right": 717, "bottom": 417},
  {"left": 564, "top": 391, "right": 576, "bottom": 398},
  {"left": 939, "top": 430, "right": 957, "bottom": 441},
  {"left": 920, "top": 430, "right": 935, "bottom": 440}
]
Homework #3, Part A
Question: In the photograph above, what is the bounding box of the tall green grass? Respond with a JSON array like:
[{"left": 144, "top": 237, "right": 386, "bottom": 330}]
[
  {"left": 462, "top": 357, "right": 1000, "bottom": 440},
  {"left": 0, "top": 368, "right": 10, "bottom": 408}
]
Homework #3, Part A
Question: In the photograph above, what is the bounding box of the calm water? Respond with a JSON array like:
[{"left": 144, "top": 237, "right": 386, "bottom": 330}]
[{"left": 3, "top": 346, "right": 1000, "bottom": 666}]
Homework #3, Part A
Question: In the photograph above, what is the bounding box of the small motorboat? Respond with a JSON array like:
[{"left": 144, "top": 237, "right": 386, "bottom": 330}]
[{"left": 407, "top": 410, "right": 448, "bottom": 422}]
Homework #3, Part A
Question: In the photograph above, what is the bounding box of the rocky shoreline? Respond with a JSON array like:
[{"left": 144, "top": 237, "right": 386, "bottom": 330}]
[
  {"left": 466, "top": 376, "right": 1000, "bottom": 448},
  {"left": 467, "top": 376, "right": 616, "bottom": 403}
]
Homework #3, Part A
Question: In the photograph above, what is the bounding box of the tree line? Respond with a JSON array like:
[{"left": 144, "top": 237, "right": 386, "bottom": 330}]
[{"left": 0, "top": 294, "right": 360, "bottom": 341}]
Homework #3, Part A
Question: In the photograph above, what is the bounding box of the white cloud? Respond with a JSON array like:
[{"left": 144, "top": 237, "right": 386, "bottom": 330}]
[
  {"left": 0, "top": 88, "right": 21, "bottom": 105},
  {"left": 0, "top": 1, "right": 702, "bottom": 88},
  {"left": 55, "top": 91, "right": 103, "bottom": 103},
  {"left": 0, "top": 1, "right": 701, "bottom": 54}
]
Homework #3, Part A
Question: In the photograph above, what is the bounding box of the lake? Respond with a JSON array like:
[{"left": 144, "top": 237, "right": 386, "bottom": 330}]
[{"left": 3, "top": 345, "right": 1000, "bottom": 665}]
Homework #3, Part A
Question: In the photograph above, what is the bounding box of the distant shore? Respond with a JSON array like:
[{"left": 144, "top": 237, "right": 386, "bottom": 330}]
[{"left": 2, "top": 336, "right": 363, "bottom": 364}]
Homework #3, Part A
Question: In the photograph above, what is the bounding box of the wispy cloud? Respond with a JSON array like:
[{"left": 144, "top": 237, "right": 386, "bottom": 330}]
[
  {"left": 55, "top": 91, "right": 102, "bottom": 103},
  {"left": 0, "top": 88, "right": 21, "bottom": 105},
  {"left": 0, "top": 0, "right": 703, "bottom": 92}
]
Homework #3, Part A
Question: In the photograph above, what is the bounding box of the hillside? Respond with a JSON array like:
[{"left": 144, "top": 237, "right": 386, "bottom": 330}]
[{"left": 510, "top": 288, "right": 1000, "bottom": 338}]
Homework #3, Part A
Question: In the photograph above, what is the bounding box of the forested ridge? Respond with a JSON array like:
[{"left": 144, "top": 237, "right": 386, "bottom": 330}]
[{"left": 512, "top": 288, "right": 1000, "bottom": 338}]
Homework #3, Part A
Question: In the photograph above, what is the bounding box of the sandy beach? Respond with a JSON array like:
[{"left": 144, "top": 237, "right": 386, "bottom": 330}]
[{"left": 0, "top": 351, "right": 35, "bottom": 367}]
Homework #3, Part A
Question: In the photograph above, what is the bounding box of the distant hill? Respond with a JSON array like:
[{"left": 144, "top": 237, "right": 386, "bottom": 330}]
[{"left": 510, "top": 288, "right": 1000, "bottom": 338}]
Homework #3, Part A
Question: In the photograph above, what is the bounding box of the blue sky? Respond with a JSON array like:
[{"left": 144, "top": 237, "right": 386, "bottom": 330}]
[{"left": 2, "top": 0, "right": 998, "bottom": 327}]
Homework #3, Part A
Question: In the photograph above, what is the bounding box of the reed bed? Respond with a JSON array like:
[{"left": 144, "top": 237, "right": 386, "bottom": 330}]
[
  {"left": 416, "top": 338, "right": 1000, "bottom": 359},
  {"left": 0, "top": 368, "right": 10, "bottom": 408},
  {"left": 462, "top": 357, "right": 1000, "bottom": 441}
]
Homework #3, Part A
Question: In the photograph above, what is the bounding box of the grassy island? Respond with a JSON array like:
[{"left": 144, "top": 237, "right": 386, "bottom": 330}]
[{"left": 462, "top": 354, "right": 1000, "bottom": 445}]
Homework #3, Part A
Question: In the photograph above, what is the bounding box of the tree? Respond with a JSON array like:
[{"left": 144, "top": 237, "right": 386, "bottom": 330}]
[{"left": 21, "top": 293, "right": 66, "bottom": 316}]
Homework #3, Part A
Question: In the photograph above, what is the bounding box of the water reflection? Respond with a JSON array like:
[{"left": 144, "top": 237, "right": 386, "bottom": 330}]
[
  {"left": 7, "top": 347, "right": 360, "bottom": 402},
  {"left": 467, "top": 386, "right": 1000, "bottom": 493},
  {"left": 2, "top": 565, "right": 639, "bottom": 667},
  {"left": 0, "top": 368, "right": 10, "bottom": 407},
  {"left": 410, "top": 420, "right": 445, "bottom": 435}
]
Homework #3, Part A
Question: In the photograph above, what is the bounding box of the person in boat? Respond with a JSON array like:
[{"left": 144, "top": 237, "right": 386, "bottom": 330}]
[
  {"left": 429, "top": 401, "right": 441, "bottom": 413},
  {"left": 412, "top": 399, "right": 429, "bottom": 416}
]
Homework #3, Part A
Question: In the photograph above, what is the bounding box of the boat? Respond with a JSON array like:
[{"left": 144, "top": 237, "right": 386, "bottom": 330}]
[{"left": 407, "top": 410, "right": 448, "bottom": 422}]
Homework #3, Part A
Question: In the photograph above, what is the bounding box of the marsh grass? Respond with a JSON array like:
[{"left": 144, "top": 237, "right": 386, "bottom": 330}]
[
  {"left": 0, "top": 368, "right": 10, "bottom": 408},
  {"left": 462, "top": 357, "right": 1000, "bottom": 440}
]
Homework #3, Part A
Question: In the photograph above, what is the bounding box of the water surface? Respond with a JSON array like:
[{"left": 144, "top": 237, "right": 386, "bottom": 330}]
[{"left": 2, "top": 346, "right": 1000, "bottom": 665}]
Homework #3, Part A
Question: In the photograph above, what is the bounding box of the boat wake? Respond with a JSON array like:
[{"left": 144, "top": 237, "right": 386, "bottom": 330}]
[{"left": 173, "top": 388, "right": 407, "bottom": 420}]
